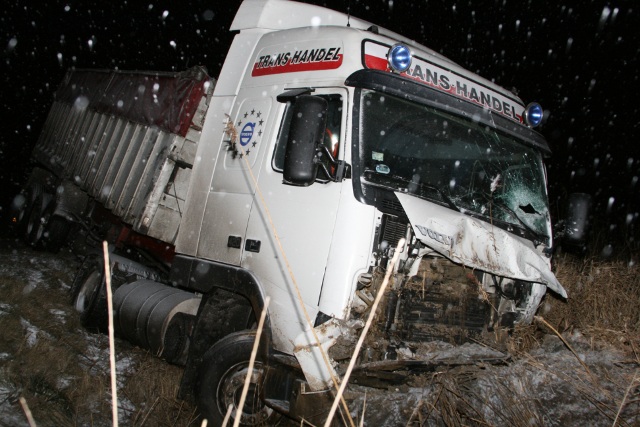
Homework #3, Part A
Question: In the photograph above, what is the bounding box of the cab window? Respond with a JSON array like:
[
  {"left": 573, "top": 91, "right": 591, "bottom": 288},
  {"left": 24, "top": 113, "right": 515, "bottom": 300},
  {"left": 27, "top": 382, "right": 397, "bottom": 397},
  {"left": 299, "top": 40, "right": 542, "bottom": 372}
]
[{"left": 272, "top": 94, "right": 343, "bottom": 175}]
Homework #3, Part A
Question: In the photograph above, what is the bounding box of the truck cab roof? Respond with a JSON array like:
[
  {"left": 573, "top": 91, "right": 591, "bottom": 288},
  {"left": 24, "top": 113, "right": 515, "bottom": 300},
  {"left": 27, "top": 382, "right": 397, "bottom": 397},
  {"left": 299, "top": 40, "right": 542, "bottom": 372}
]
[
  {"left": 230, "top": 0, "right": 445, "bottom": 59},
  {"left": 230, "top": 0, "right": 526, "bottom": 114}
]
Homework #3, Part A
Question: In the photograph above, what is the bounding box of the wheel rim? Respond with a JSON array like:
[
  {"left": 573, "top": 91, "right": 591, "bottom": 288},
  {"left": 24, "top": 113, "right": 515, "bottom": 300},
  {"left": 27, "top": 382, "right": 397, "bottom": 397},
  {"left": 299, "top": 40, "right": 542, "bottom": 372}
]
[
  {"left": 217, "top": 361, "right": 273, "bottom": 426},
  {"left": 74, "top": 270, "right": 102, "bottom": 313}
]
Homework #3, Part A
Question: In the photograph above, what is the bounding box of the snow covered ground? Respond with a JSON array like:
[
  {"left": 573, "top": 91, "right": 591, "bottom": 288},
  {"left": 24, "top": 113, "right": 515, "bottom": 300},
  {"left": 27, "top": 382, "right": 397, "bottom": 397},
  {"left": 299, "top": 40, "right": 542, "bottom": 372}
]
[
  {"left": 0, "top": 238, "right": 638, "bottom": 426},
  {"left": 0, "top": 239, "right": 195, "bottom": 426}
]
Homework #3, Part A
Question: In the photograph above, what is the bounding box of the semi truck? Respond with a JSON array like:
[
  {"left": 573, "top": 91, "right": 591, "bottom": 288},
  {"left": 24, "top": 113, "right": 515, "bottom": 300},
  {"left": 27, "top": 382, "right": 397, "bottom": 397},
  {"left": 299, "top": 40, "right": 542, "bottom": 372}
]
[{"left": 12, "top": 0, "right": 569, "bottom": 424}]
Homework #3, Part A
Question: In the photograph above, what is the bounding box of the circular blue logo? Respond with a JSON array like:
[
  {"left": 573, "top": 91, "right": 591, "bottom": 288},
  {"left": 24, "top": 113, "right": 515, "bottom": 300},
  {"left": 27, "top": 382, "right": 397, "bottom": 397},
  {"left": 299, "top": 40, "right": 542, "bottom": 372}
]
[{"left": 240, "top": 123, "right": 255, "bottom": 146}]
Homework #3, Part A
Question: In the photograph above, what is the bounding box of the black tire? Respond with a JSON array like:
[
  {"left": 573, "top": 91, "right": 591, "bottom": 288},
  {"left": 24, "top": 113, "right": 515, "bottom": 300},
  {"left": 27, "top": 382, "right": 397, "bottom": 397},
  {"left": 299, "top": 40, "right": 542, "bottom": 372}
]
[
  {"left": 28, "top": 199, "right": 71, "bottom": 252},
  {"left": 196, "top": 331, "right": 279, "bottom": 426},
  {"left": 11, "top": 183, "right": 43, "bottom": 236},
  {"left": 70, "top": 257, "right": 109, "bottom": 332},
  {"left": 25, "top": 193, "right": 47, "bottom": 246},
  {"left": 41, "top": 207, "right": 71, "bottom": 253},
  {"left": 178, "top": 290, "right": 256, "bottom": 402}
]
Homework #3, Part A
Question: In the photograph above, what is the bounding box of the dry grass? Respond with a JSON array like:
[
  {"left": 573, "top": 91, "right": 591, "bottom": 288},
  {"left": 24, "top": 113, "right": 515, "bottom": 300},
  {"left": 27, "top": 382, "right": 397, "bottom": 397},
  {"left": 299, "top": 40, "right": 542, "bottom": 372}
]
[
  {"left": 402, "top": 347, "right": 639, "bottom": 426},
  {"left": 545, "top": 252, "right": 640, "bottom": 354},
  {"left": 495, "top": 251, "right": 640, "bottom": 357},
  {"left": 120, "top": 349, "right": 199, "bottom": 426}
]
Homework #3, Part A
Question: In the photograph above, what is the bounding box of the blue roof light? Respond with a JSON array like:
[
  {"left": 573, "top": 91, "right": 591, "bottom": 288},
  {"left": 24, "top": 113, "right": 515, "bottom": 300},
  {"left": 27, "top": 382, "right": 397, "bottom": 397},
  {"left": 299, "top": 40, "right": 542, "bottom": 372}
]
[
  {"left": 388, "top": 44, "right": 412, "bottom": 73},
  {"left": 524, "top": 102, "right": 544, "bottom": 127}
]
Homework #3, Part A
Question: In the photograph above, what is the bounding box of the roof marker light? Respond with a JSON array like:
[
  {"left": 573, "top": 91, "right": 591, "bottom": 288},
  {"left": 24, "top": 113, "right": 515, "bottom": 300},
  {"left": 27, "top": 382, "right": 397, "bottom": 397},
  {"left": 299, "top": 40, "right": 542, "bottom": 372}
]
[
  {"left": 524, "top": 102, "right": 544, "bottom": 127},
  {"left": 388, "top": 43, "right": 412, "bottom": 73}
]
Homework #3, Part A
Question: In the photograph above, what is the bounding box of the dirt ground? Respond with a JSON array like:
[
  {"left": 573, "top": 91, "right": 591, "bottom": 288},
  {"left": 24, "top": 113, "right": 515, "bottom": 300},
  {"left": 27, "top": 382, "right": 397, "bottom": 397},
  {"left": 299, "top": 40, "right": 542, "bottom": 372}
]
[
  {"left": 0, "top": 238, "right": 199, "bottom": 427},
  {"left": 0, "top": 237, "right": 638, "bottom": 426}
]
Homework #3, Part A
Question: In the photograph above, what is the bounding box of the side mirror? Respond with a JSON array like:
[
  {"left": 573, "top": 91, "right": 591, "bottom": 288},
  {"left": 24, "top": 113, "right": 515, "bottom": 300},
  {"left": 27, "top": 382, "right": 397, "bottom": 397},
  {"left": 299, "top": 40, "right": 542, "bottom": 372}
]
[
  {"left": 564, "top": 192, "right": 592, "bottom": 244},
  {"left": 283, "top": 95, "right": 328, "bottom": 186}
]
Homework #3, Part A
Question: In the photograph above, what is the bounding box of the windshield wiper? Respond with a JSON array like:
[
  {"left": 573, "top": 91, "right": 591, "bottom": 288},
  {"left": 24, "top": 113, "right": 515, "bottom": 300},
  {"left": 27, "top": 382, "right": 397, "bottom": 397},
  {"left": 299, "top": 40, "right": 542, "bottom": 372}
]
[
  {"left": 363, "top": 170, "right": 460, "bottom": 212},
  {"left": 412, "top": 181, "right": 461, "bottom": 212}
]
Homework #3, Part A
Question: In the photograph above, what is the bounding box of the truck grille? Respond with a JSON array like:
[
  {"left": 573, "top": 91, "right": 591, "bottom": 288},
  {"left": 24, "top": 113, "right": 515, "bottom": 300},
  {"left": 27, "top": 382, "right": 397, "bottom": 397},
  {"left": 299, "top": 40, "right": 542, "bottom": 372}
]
[
  {"left": 397, "top": 258, "right": 490, "bottom": 344},
  {"left": 381, "top": 216, "right": 407, "bottom": 249}
]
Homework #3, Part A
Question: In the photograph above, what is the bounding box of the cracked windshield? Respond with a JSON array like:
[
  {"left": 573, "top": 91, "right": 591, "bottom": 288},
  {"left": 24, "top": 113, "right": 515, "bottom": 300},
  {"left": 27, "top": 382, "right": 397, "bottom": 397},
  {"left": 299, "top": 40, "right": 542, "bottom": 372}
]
[{"left": 359, "top": 89, "right": 551, "bottom": 241}]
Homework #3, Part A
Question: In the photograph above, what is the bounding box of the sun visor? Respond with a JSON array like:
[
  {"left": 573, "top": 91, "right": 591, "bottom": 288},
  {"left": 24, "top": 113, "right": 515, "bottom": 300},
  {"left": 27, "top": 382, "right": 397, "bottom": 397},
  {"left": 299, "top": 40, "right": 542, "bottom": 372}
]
[{"left": 395, "top": 192, "right": 567, "bottom": 299}]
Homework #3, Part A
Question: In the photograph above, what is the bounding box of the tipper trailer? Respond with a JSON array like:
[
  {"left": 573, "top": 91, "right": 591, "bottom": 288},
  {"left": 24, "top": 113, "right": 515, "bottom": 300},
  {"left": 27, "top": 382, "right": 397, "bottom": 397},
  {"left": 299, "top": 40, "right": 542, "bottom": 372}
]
[{"left": 13, "top": 0, "right": 571, "bottom": 424}]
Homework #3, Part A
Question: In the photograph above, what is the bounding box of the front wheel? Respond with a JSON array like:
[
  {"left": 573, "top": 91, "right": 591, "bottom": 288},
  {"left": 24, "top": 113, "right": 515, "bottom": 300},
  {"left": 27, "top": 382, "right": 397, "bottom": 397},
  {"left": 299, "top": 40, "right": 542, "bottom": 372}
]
[{"left": 196, "top": 331, "right": 280, "bottom": 426}]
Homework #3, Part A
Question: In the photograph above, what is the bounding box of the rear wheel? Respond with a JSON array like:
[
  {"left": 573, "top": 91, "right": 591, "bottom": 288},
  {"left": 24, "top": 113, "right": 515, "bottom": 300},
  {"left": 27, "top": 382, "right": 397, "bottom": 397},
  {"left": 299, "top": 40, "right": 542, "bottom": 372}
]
[
  {"left": 11, "top": 183, "right": 43, "bottom": 236},
  {"left": 70, "top": 257, "right": 109, "bottom": 332},
  {"left": 41, "top": 213, "right": 71, "bottom": 253},
  {"left": 196, "top": 331, "right": 279, "bottom": 426},
  {"left": 28, "top": 199, "right": 71, "bottom": 252}
]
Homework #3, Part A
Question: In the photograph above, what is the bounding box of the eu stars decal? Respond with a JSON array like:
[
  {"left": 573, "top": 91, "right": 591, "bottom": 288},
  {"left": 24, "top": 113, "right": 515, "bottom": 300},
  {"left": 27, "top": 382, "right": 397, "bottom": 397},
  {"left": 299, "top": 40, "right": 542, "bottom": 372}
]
[{"left": 225, "top": 109, "right": 264, "bottom": 159}]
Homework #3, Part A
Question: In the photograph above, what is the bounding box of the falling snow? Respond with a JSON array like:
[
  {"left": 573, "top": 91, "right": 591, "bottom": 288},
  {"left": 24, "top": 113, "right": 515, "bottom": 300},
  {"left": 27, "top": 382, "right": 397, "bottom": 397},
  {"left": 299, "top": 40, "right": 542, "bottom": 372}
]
[{"left": 0, "top": 0, "right": 638, "bottom": 422}]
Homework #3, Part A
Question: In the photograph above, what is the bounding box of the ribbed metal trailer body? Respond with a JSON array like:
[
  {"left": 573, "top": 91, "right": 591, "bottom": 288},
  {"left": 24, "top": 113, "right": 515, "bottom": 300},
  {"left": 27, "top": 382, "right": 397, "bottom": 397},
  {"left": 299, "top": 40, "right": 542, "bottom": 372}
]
[{"left": 31, "top": 67, "right": 213, "bottom": 244}]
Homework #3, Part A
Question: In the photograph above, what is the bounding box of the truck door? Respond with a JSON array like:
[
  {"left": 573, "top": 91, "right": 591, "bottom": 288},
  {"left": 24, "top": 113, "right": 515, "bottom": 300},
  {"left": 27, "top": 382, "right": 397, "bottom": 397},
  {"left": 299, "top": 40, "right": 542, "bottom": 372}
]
[
  {"left": 195, "top": 96, "right": 273, "bottom": 265},
  {"left": 243, "top": 88, "right": 348, "bottom": 352}
]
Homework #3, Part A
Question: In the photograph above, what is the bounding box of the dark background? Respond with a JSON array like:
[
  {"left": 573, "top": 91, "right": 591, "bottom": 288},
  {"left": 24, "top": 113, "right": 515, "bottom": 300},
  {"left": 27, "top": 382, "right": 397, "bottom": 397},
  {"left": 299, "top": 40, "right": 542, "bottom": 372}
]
[{"left": 1, "top": 0, "right": 638, "bottom": 254}]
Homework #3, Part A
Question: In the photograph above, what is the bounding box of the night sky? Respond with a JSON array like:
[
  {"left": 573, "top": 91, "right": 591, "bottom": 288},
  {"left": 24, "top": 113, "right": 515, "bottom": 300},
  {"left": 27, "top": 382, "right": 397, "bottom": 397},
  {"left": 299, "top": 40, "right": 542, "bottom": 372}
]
[{"left": 1, "top": 0, "right": 638, "bottom": 252}]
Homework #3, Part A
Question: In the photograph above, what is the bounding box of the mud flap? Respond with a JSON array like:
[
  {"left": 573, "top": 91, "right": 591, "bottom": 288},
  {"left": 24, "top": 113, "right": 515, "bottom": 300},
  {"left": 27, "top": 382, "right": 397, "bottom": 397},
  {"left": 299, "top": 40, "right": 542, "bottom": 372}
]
[{"left": 287, "top": 380, "right": 337, "bottom": 425}]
